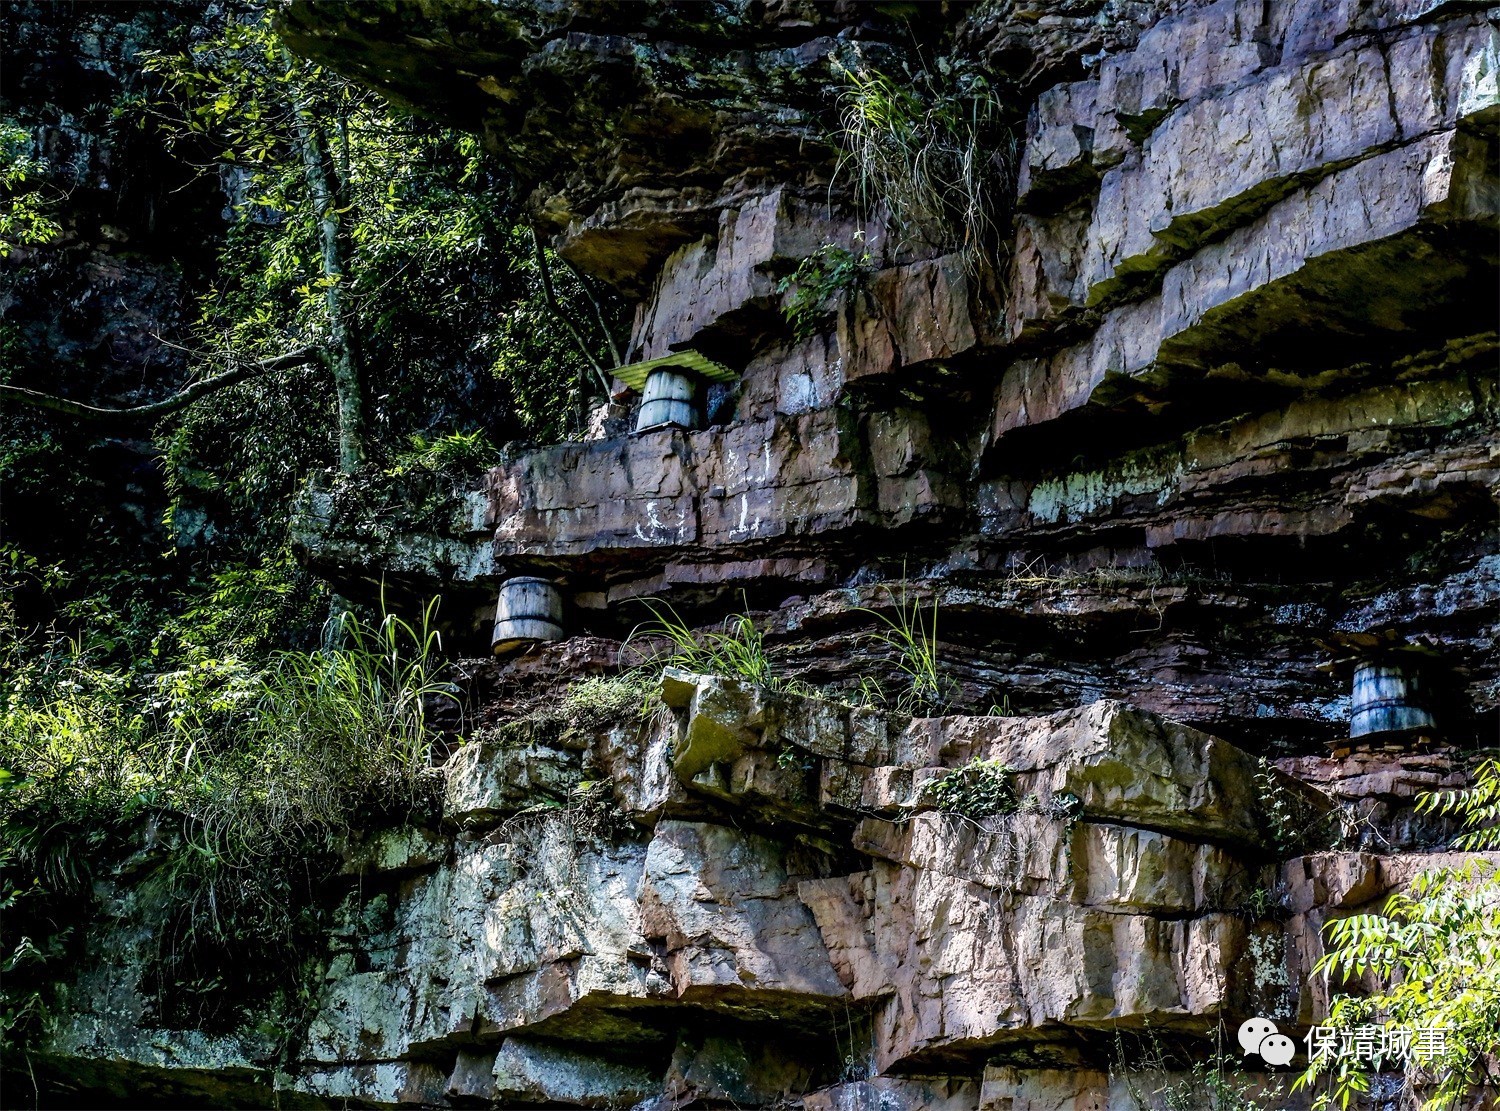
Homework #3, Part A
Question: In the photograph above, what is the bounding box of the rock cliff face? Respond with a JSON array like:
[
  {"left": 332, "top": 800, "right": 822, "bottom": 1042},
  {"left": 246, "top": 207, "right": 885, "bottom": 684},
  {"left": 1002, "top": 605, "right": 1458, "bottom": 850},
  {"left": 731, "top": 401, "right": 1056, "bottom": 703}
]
[
  {"left": 31, "top": 0, "right": 1498, "bottom": 1107},
  {"left": 0, "top": 1, "right": 228, "bottom": 564}
]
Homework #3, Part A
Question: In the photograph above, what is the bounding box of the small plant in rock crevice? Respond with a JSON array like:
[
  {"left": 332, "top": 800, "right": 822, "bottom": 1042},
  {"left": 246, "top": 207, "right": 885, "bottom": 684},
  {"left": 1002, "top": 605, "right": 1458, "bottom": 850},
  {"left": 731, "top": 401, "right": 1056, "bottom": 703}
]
[
  {"left": 777, "top": 744, "right": 814, "bottom": 774},
  {"left": 479, "top": 670, "right": 661, "bottom": 750},
  {"left": 775, "top": 241, "right": 873, "bottom": 339},
  {"left": 563, "top": 779, "right": 633, "bottom": 850},
  {"left": 384, "top": 428, "right": 497, "bottom": 478},
  {"left": 927, "top": 758, "right": 1018, "bottom": 820},
  {"left": 1237, "top": 884, "right": 1288, "bottom": 921},
  {"left": 1254, "top": 757, "right": 1344, "bottom": 857}
]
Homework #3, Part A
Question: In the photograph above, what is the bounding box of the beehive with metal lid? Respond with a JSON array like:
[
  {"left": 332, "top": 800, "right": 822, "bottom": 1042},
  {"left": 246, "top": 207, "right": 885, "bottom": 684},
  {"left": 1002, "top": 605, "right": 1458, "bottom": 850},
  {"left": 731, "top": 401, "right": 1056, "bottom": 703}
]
[{"left": 611, "top": 350, "right": 736, "bottom": 433}]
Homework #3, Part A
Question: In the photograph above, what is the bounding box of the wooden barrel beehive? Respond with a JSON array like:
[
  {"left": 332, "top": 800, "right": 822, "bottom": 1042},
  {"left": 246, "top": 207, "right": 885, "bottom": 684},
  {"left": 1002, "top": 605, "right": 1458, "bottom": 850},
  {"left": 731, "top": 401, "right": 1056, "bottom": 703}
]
[
  {"left": 1350, "top": 660, "right": 1435, "bottom": 738},
  {"left": 492, "top": 576, "right": 564, "bottom": 655},
  {"left": 636, "top": 367, "right": 699, "bottom": 432}
]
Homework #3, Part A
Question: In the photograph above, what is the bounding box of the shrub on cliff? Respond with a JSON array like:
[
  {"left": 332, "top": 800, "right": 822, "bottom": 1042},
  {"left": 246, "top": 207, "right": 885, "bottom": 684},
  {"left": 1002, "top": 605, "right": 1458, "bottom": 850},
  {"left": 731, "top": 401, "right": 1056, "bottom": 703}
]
[
  {"left": 1296, "top": 759, "right": 1500, "bottom": 1109},
  {"left": 0, "top": 599, "right": 451, "bottom": 1046},
  {"left": 927, "top": 758, "right": 1018, "bottom": 820}
]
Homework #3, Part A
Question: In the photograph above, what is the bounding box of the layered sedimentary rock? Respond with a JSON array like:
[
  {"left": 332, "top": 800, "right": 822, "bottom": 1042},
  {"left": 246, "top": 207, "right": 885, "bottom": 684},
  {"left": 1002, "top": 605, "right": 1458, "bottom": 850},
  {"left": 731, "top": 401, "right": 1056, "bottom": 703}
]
[
  {"left": 286, "top": 0, "right": 1495, "bottom": 743},
  {"left": 32, "top": 0, "right": 1500, "bottom": 1106},
  {"left": 40, "top": 674, "right": 1378, "bottom": 1108}
]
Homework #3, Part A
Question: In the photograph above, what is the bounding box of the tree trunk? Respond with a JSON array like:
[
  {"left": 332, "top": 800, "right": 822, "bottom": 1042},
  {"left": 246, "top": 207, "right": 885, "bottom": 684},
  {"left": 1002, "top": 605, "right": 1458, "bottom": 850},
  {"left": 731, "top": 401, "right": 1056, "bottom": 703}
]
[
  {"left": 288, "top": 69, "right": 366, "bottom": 473},
  {"left": 531, "top": 227, "right": 612, "bottom": 396}
]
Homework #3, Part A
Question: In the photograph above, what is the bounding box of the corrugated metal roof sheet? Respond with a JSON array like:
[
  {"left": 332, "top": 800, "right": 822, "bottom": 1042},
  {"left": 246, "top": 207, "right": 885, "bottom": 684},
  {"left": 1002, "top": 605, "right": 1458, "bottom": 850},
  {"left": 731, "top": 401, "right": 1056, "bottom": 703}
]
[{"left": 611, "top": 350, "right": 737, "bottom": 390}]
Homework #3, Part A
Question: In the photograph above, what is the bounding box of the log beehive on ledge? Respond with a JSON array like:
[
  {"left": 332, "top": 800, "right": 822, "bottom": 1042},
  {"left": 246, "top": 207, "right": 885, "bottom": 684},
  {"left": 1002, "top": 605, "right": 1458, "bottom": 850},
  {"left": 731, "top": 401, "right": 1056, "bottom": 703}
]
[
  {"left": 1350, "top": 658, "right": 1437, "bottom": 740},
  {"left": 491, "top": 575, "right": 564, "bottom": 654}
]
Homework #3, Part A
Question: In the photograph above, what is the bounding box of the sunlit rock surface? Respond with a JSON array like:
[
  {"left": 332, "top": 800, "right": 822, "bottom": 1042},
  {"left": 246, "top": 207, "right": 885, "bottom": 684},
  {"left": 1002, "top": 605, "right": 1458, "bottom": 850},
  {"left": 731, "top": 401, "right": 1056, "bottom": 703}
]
[{"left": 28, "top": 0, "right": 1500, "bottom": 1105}]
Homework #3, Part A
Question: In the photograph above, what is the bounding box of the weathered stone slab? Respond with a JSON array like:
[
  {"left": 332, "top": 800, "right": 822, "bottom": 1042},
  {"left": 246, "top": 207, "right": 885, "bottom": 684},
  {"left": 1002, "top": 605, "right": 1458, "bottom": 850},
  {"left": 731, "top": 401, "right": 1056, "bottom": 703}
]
[
  {"left": 443, "top": 738, "right": 578, "bottom": 823},
  {"left": 977, "top": 1065, "right": 1306, "bottom": 1111},
  {"left": 300, "top": 1062, "right": 447, "bottom": 1106},
  {"left": 490, "top": 404, "right": 961, "bottom": 565},
  {"left": 489, "top": 1036, "right": 660, "bottom": 1106},
  {"left": 838, "top": 253, "right": 977, "bottom": 381},
  {"left": 981, "top": 369, "right": 1497, "bottom": 546},
  {"left": 801, "top": 858, "right": 1248, "bottom": 1071},
  {"left": 1080, "top": 15, "right": 1496, "bottom": 304},
  {"left": 1016, "top": 5, "right": 1496, "bottom": 300},
  {"left": 660, "top": 673, "right": 1332, "bottom": 850},
  {"left": 896, "top": 701, "right": 1331, "bottom": 848},
  {"left": 640, "top": 820, "right": 847, "bottom": 1002},
  {"left": 631, "top": 186, "right": 886, "bottom": 361},
  {"left": 994, "top": 127, "right": 1496, "bottom": 441},
  {"left": 339, "top": 826, "right": 447, "bottom": 876}
]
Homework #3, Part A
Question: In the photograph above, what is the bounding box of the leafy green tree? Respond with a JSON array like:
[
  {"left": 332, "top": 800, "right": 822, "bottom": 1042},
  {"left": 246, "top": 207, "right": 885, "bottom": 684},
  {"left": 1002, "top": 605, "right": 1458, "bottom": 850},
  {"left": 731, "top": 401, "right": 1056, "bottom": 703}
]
[
  {"left": 3, "top": 5, "right": 621, "bottom": 515},
  {"left": 137, "top": 10, "right": 621, "bottom": 467},
  {"left": 2, "top": 3, "right": 624, "bottom": 668},
  {"left": 1296, "top": 760, "right": 1500, "bottom": 1110},
  {"left": 0, "top": 119, "right": 61, "bottom": 257}
]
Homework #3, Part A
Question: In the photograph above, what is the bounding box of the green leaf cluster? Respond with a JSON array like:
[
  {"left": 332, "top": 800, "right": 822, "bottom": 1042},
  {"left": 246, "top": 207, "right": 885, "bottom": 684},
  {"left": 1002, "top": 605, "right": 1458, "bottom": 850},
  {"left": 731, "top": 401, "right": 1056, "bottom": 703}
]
[
  {"left": 775, "top": 242, "right": 872, "bottom": 339},
  {"left": 0, "top": 119, "right": 61, "bottom": 257},
  {"left": 927, "top": 758, "right": 1018, "bottom": 820},
  {"left": 1295, "top": 760, "right": 1500, "bottom": 1109}
]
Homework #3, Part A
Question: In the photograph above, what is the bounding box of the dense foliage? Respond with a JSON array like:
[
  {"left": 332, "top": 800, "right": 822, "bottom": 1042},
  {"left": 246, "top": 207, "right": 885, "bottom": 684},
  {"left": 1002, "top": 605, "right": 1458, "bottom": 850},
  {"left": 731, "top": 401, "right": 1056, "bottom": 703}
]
[
  {"left": 0, "top": 0, "right": 622, "bottom": 1067},
  {"left": 1, "top": 564, "right": 452, "bottom": 1050},
  {"left": 133, "top": 8, "right": 621, "bottom": 537},
  {"left": 0, "top": 118, "right": 60, "bottom": 256},
  {"left": 2, "top": 3, "right": 622, "bottom": 648},
  {"left": 1295, "top": 760, "right": 1500, "bottom": 1109}
]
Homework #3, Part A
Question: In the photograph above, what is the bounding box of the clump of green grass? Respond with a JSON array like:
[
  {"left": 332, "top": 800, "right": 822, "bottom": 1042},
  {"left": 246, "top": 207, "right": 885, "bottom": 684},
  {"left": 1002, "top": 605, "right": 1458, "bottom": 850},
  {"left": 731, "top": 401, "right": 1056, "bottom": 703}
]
[
  {"left": 835, "top": 55, "right": 1013, "bottom": 267},
  {"left": 629, "top": 599, "right": 774, "bottom": 688},
  {"left": 560, "top": 672, "right": 660, "bottom": 733},
  {"left": 856, "top": 578, "right": 952, "bottom": 714},
  {"left": 1112, "top": 1027, "right": 1262, "bottom": 1111}
]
